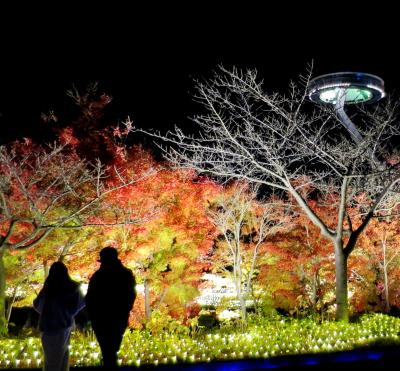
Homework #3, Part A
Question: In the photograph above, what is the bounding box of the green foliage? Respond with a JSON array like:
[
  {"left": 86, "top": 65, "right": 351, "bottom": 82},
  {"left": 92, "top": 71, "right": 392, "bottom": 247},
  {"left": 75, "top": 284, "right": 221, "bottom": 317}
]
[
  {"left": 144, "top": 309, "right": 190, "bottom": 337},
  {"left": 252, "top": 295, "right": 279, "bottom": 319},
  {"left": 197, "top": 313, "right": 219, "bottom": 329}
]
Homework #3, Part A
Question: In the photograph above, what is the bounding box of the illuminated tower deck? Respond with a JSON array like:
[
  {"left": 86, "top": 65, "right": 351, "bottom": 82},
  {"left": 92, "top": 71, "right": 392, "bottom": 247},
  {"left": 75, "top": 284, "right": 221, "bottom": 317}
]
[{"left": 308, "top": 72, "right": 385, "bottom": 143}]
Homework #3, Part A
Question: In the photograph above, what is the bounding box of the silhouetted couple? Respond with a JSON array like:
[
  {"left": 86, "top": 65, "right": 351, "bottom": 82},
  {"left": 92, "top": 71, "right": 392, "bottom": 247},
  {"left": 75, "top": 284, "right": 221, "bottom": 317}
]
[{"left": 34, "top": 247, "right": 136, "bottom": 370}]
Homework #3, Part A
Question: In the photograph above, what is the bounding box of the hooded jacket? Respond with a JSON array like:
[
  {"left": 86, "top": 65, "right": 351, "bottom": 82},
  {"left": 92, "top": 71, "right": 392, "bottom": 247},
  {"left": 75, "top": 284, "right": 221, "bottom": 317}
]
[{"left": 33, "top": 283, "right": 85, "bottom": 333}]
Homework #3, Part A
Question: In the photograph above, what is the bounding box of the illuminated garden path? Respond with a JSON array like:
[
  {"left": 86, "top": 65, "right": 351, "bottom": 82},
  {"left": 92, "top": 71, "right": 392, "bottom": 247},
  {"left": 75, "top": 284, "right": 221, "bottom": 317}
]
[
  {"left": 0, "top": 346, "right": 400, "bottom": 371},
  {"left": 1, "top": 314, "right": 400, "bottom": 369}
]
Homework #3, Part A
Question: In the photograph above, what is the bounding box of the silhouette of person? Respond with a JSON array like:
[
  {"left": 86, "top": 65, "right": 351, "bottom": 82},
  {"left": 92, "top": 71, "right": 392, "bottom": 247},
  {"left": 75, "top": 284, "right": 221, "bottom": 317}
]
[
  {"left": 86, "top": 246, "right": 136, "bottom": 369},
  {"left": 33, "top": 261, "right": 85, "bottom": 371}
]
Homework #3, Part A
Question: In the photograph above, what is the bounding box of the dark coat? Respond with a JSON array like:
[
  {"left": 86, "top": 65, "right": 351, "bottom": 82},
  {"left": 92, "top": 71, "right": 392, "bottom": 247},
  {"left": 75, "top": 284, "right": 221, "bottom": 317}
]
[
  {"left": 85, "top": 260, "right": 136, "bottom": 328},
  {"left": 33, "top": 283, "right": 85, "bottom": 334}
]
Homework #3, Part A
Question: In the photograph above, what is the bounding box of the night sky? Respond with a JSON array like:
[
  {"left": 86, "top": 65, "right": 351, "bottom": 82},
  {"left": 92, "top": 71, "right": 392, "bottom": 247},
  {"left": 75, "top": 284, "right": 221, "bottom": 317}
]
[{"left": 1, "top": 5, "right": 398, "bottom": 145}]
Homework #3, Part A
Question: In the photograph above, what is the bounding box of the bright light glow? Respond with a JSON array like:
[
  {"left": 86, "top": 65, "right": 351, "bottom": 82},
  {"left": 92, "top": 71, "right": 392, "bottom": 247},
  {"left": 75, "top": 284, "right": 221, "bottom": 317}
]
[
  {"left": 367, "top": 84, "right": 386, "bottom": 97},
  {"left": 79, "top": 283, "right": 88, "bottom": 296},
  {"left": 218, "top": 309, "right": 241, "bottom": 320},
  {"left": 319, "top": 89, "right": 338, "bottom": 103},
  {"left": 308, "top": 72, "right": 385, "bottom": 105},
  {"left": 135, "top": 284, "right": 145, "bottom": 294},
  {"left": 196, "top": 273, "right": 236, "bottom": 306},
  {"left": 319, "top": 87, "right": 373, "bottom": 104}
]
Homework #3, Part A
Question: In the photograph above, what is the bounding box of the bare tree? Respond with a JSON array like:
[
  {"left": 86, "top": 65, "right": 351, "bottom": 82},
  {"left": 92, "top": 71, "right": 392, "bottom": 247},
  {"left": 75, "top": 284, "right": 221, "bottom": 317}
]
[
  {"left": 0, "top": 141, "right": 155, "bottom": 334},
  {"left": 208, "top": 183, "right": 291, "bottom": 326},
  {"left": 135, "top": 66, "right": 400, "bottom": 321},
  {"left": 371, "top": 226, "right": 400, "bottom": 312}
]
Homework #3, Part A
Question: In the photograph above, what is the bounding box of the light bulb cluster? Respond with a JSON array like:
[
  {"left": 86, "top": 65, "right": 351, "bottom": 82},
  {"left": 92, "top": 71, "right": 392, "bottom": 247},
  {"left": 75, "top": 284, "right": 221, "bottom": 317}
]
[{"left": 0, "top": 313, "right": 399, "bottom": 368}]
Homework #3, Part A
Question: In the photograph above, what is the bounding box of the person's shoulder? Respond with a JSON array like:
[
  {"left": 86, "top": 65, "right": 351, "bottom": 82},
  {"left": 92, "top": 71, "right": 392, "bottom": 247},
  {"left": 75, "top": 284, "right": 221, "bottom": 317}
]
[
  {"left": 121, "top": 265, "right": 135, "bottom": 279},
  {"left": 88, "top": 269, "right": 102, "bottom": 282},
  {"left": 121, "top": 265, "right": 133, "bottom": 275}
]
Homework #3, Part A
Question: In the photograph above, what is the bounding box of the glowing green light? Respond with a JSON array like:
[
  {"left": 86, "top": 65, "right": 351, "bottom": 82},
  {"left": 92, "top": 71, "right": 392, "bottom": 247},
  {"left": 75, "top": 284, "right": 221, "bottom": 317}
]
[{"left": 319, "top": 87, "right": 373, "bottom": 104}]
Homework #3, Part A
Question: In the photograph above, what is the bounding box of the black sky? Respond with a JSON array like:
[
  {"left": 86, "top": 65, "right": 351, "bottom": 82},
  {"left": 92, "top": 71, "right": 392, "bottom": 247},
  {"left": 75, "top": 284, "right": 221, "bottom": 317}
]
[{"left": 1, "top": 4, "right": 399, "bottom": 145}]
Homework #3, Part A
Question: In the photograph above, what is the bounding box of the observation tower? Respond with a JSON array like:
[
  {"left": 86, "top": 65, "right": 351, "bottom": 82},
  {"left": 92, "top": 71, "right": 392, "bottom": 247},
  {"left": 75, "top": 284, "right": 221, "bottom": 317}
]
[{"left": 307, "top": 72, "right": 385, "bottom": 143}]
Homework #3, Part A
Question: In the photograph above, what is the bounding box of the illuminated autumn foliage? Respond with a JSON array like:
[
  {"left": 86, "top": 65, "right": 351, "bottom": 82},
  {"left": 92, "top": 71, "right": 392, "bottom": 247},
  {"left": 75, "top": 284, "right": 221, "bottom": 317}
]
[{"left": 2, "top": 84, "right": 400, "bottom": 338}]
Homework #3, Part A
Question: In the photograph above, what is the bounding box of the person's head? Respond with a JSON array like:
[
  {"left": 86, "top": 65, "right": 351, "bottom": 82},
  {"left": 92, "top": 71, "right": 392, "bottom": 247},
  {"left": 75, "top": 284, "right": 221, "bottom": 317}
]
[
  {"left": 44, "top": 261, "right": 75, "bottom": 294},
  {"left": 48, "top": 261, "right": 69, "bottom": 280},
  {"left": 98, "top": 246, "right": 120, "bottom": 265}
]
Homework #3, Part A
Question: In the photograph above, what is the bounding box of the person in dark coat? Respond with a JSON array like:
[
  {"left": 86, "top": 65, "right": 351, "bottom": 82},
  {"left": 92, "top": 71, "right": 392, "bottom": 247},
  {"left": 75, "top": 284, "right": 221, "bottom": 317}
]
[
  {"left": 86, "top": 246, "right": 136, "bottom": 369},
  {"left": 33, "top": 261, "right": 85, "bottom": 371}
]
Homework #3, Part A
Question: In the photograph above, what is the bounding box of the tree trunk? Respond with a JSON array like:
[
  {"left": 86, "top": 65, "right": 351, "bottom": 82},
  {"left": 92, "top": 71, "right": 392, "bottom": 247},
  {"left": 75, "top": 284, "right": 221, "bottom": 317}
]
[
  {"left": 383, "top": 264, "right": 390, "bottom": 313},
  {"left": 233, "top": 267, "right": 247, "bottom": 326},
  {"left": 6, "top": 284, "right": 19, "bottom": 323},
  {"left": 334, "top": 240, "right": 349, "bottom": 321},
  {"left": 311, "top": 268, "right": 320, "bottom": 314},
  {"left": 382, "top": 237, "right": 390, "bottom": 312},
  {"left": 239, "top": 294, "right": 247, "bottom": 325},
  {"left": 0, "top": 248, "right": 7, "bottom": 336},
  {"left": 43, "top": 260, "right": 50, "bottom": 280},
  {"left": 235, "top": 275, "right": 247, "bottom": 323},
  {"left": 144, "top": 278, "right": 151, "bottom": 320}
]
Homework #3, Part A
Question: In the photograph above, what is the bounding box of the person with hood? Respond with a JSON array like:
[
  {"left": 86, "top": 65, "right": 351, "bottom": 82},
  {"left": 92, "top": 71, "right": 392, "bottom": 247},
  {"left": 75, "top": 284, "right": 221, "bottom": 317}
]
[
  {"left": 33, "top": 261, "right": 85, "bottom": 371},
  {"left": 86, "top": 246, "right": 136, "bottom": 369}
]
